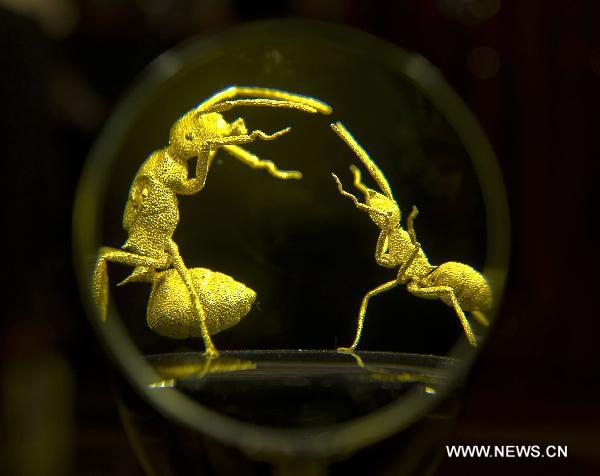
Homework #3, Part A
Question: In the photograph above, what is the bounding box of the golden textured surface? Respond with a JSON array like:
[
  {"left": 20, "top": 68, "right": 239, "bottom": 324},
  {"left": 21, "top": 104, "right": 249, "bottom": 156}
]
[
  {"left": 147, "top": 268, "right": 256, "bottom": 339},
  {"left": 92, "top": 86, "right": 332, "bottom": 357},
  {"left": 331, "top": 122, "right": 492, "bottom": 350}
]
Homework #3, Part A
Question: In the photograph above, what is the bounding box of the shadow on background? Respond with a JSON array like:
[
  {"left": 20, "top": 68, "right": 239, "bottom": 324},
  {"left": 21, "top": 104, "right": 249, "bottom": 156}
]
[{"left": 0, "top": 1, "right": 598, "bottom": 474}]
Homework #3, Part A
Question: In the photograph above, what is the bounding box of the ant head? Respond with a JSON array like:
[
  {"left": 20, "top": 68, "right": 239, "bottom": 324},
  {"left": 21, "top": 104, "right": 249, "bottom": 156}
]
[
  {"left": 366, "top": 190, "right": 400, "bottom": 230},
  {"left": 194, "top": 112, "right": 247, "bottom": 137},
  {"left": 167, "top": 110, "right": 202, "bottom": 160},
  {"left": 167, "top": 110, "right": 248, "bottom": 160}
]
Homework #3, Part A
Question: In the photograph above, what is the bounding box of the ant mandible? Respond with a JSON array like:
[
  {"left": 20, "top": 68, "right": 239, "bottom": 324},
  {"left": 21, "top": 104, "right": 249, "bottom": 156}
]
[
  {"left": 330, "top": 122, "right": 491, "bottom": 351},
  {"left": 93, "top": 86, "right": 332, "bottom": 357}
]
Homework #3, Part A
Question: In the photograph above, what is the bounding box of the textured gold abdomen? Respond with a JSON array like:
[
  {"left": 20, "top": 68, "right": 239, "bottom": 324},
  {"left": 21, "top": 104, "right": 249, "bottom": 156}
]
[{"left": 147, "top": 268, "right": 256, "bottom": 339}]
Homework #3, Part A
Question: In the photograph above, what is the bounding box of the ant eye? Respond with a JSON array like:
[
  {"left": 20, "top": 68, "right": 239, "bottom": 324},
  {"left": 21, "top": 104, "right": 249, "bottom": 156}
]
[{"left": 185, "top": 132, "right": 194, "bottom": 141}]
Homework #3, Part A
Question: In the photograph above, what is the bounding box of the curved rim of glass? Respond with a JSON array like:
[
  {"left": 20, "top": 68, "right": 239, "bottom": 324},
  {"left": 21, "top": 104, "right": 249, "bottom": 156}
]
[{"left": 73, "top": 19, "right": 510, "bottom": 457}]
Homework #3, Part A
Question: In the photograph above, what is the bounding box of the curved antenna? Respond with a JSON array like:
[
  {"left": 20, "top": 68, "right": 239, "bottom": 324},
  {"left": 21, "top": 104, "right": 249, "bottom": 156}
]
[
  {"left": 197, "top": 86, "right": 332, "bottom": 114},
  {"left": 330, "top": 122, "right": 394, "bottom": 200},
  {"left": 202, "top": 99, "right": 319, "bottom": 114}
]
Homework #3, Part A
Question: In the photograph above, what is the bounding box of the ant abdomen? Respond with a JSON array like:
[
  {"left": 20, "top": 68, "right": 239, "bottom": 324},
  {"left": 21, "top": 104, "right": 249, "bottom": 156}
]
[
  {"left": 426, "top": 262, "right": 492, "bottom": 312},
  {"left": 147, "top": 268, "right": 256, "bottom": 339}
]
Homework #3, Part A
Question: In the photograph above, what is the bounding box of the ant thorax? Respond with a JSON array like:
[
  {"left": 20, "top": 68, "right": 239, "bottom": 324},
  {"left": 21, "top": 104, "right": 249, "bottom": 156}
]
[
  {"left": 137, "top": 150, "right": 189, "bottom": 189},
  {"left": 386, "top": 228, "right": 431, "bottom": 275},
  {"left": 122, "top": 157, "right": 181, "bottom": 257}
]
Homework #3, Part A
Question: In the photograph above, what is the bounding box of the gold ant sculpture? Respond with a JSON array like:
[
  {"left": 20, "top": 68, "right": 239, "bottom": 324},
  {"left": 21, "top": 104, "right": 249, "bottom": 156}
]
[
  {"left": 93, "top": 86, "right": 331, "bottom": 357},
  {"left": 330, "top": 122, "right": 492, "bottom": 351}
]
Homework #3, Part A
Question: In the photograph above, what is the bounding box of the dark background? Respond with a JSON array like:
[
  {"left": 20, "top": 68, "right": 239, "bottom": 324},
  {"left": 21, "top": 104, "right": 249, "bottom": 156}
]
[{"left": 1, "top": 0, "right": 598, "bottom": 474}]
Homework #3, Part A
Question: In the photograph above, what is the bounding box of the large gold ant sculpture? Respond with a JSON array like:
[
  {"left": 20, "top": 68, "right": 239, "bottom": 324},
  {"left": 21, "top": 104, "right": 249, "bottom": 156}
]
[
  {"left": 93, "top": 86, "right": 331, "bottom": 357},
  {"left": 330, "top": 122, "right": 492, "bottom": 350}
]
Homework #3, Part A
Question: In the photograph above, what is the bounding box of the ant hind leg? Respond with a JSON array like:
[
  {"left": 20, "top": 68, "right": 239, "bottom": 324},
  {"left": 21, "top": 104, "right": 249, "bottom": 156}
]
[
  {"left": 167, "top": 241, "right": 219, "bottom": 358},
  {"left": 93, "top": 247, "right": 169, "bottom": 322},
  {"left": 471, "top": 310, "right": 490, "bottom": 326},
  {"left": 406, "top": 283, "right": 478, "bottom": 347}
]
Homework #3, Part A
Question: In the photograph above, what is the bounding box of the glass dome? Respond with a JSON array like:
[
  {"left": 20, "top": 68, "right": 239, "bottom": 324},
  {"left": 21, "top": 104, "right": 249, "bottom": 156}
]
[{"left": 73, "top": 19, "right": 509, "bottom": 457}]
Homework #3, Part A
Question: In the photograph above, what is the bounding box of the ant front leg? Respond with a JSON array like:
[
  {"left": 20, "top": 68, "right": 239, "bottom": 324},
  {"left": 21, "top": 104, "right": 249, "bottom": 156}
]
[
  {"left": 93, "top": 247, "right": 170, "bottom": 322},
  {"left": 349, "top": 165, "right": 370, "bottom": 199},
  {"left": 176, "top": 128, "right": 293, "bottom": 195},
  {"left": 396, "top": 242, "right": 422, "bottom": 283},
  {"left": 330, "top": 122, "right": 394, "bottom": 199},
  {"left": 339, "top": 278, "right": 399, "bottom": 352},
  {"left": 406, "top": 206, "right": 420, "bottom": 246},
  {"left": 374, "top": 229, "right": 400, "bottom": 269},
  {"left": 209, "top": 128, "right": 299, "bottom": 177},
  {"left": 223, "top": 145, "right": 302, "bottom": 180},
  {"left": 175, "top": 145, "right": 213, "bottom": 195},
  {"left": 331, "top": 173, "right": 361, "bottom": 204},
  {"left": 406, "top": 282, "right": 478, "bottom": 347},
  {"left": 331, "top": 174, "right": 384, "bottom": 216},
  {"left": 229, "top": 127, "right": 292, "bottom": 143}
]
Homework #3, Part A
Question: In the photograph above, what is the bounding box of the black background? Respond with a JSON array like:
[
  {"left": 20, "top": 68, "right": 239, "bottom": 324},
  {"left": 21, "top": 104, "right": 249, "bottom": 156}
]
[{"left": 1, "top": 1, "right": 598, "bottom": 474}]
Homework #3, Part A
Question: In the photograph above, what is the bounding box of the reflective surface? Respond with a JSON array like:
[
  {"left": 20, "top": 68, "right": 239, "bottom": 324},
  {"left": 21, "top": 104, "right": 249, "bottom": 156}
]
[{"left": 147, "top": 350, "right": 454, "bottom": 427}]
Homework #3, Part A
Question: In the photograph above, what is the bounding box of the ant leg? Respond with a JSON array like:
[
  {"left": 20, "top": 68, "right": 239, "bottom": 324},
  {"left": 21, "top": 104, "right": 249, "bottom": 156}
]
[
  {"left": 179, "top": 130, "right": 293, "bottom": 195},
  {"left": 93, "top": 247, "right": 169, "bottom": 322},
  {"left": 206, "top": 127, "right": 292, "bottom": 149},
  {"left": 406, "top": 206, "right": 420, "bottom": 246},
  {"left": 206, "top": 149, "right": 218, "bottom": 169},
  {"left": 196, "top": 86, "right": 331, "bottom": 114},
  {"left": 394, "top": 214, "right": 423, "bottom": 281},
  {"left": 223, "top": 145, "right": 302, "bottom": 180},
  {"left": 167, "top": 241, "right": 218, "bottom": 358},
  {"left": 176, "top": 145, "right": 212, "bottom": 195},
  {"left": 331, "top": 174, "right": 385, "bottom": 216},
  {"left": 343, "top": 350, "right": 366, "bottom": 368},
  {"left": 349, "top": 165, "right": 370, "bottom": 199},
  {"left": 470, "top": 310, "right": 490, "bottom": 326},
  {"left": 339, "top": 279, "right": 398, "bottom": 352},
  {"left": 406, "top": 283, "right": 477, "bottom": 347},
  {"left": 374, "top": 231, "right": 394, "bottom": 268},
  {"left": 332, "top": 173, "right": 359, "bottom": 202}
]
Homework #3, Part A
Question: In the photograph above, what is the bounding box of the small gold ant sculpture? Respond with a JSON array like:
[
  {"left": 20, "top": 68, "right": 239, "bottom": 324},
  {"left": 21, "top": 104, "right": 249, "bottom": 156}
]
[
  {"left": 93, "top": 86, "right": 332, "bottom": 357},
  {"left": 330, "top": 122, "right": 492, "bottom": 351}
]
